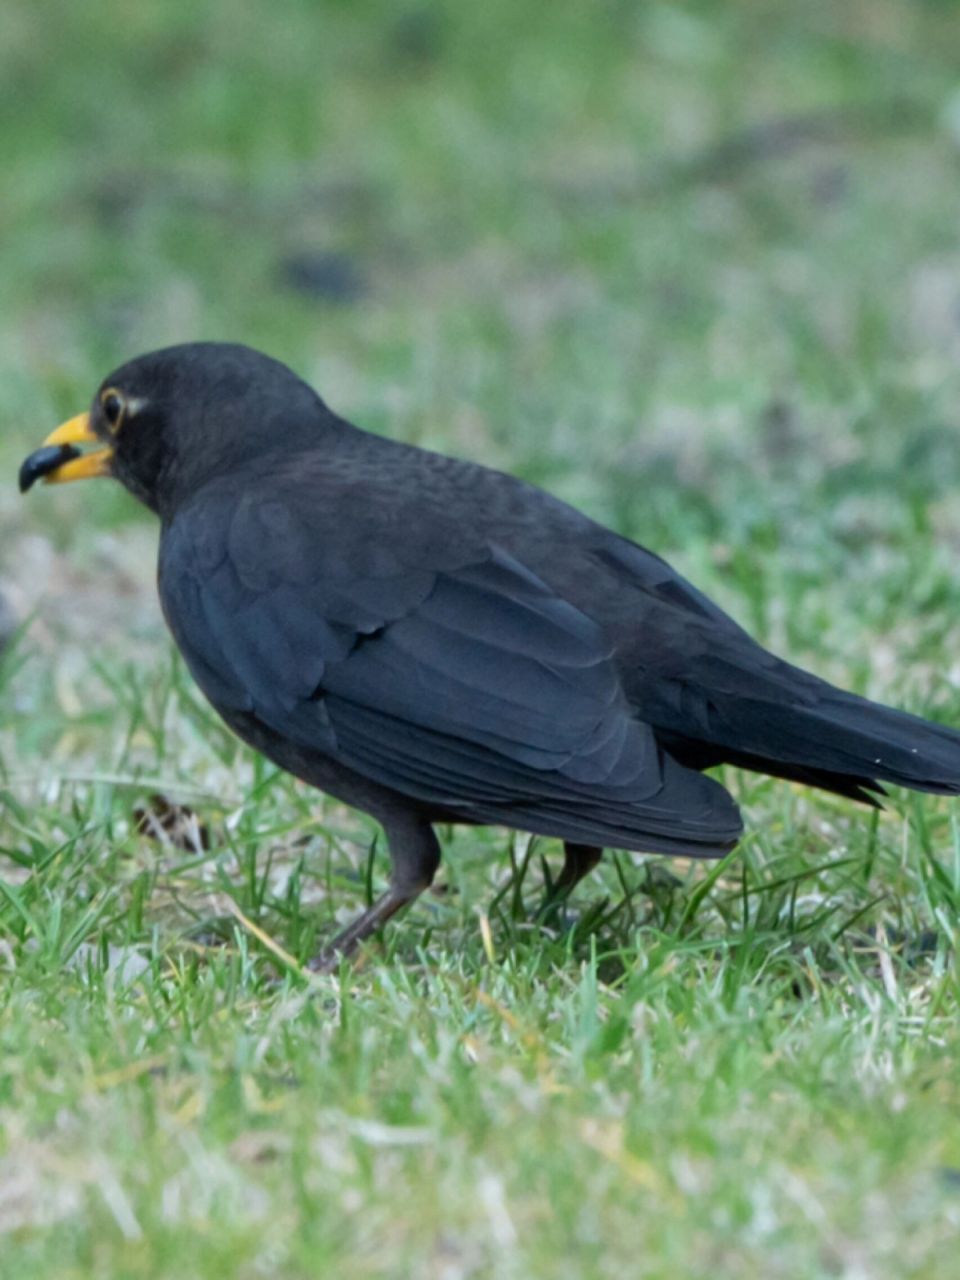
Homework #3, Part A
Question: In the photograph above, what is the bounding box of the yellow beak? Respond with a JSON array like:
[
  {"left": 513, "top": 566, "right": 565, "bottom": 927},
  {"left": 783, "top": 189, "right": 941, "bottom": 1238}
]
[{"left": 26, "top": 413, "right": 114, "bottom": 487}]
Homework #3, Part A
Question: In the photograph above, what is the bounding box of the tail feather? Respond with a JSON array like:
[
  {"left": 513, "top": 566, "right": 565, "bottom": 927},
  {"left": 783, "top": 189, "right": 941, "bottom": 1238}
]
[
  {"left": 724, "top": 688, "right": 960, "bottom": 796},
  {"left": 650, "top": 646, "right": 960, "bottom": 798},
  {"left": 662, "top": 734, "right": 889, "bottom": 807}
]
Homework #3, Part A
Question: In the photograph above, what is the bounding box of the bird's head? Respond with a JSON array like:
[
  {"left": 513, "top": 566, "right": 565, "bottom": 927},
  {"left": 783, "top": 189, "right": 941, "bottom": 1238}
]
[{"left": 19, "top": 342, "right": 330, "bottom": 515}]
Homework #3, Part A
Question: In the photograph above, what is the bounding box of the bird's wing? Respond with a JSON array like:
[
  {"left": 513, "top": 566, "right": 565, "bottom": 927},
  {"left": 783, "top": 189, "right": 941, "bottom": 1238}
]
[{"left": 159, "top": 489, "right": 741, "bottom": 855}]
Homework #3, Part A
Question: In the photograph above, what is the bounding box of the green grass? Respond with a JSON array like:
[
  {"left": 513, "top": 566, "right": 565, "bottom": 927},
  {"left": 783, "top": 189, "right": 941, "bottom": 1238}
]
[{"left": 3, "top": 1, "right": 960, "bottom": 1275}]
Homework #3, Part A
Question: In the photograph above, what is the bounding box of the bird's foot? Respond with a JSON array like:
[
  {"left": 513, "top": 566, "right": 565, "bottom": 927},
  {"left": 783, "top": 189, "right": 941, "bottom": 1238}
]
[
  {"left": 536, "top": 883, "right": 578, "bottom": 930},
  {"left": 306, "top": 884, "right": 419, "bottom": 973},
  {"left": 535, "top": 842, "right": 603, "bottom": 930}
]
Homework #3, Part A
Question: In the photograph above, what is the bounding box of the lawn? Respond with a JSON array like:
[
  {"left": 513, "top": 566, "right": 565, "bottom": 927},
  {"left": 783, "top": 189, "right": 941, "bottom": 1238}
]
[{"left": 2, "top": 1, "right": 960, "bottom": 1275}]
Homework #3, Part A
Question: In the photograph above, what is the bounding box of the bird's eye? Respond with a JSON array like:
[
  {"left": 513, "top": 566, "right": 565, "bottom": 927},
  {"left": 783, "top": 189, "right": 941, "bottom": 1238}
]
[{"left": 101, "top": 389, "right": 125, "bottom": 429}]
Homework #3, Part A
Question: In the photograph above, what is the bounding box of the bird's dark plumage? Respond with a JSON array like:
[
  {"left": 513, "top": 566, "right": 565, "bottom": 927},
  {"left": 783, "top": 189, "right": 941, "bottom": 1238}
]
[{"left": 20, "top": 342, "right": 960, "bottom": 966}]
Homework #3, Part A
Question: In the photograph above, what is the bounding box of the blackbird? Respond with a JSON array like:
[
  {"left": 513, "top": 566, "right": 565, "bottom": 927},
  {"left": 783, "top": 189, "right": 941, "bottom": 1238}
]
[{"left": 19, "top": 342, "right": 960, "bottom": 966}]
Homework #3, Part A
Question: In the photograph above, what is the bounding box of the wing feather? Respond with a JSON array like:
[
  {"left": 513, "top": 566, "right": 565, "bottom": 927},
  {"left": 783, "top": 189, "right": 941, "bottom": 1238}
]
[{"left": 159, "top": 489, "right": 742, "bottom": 854}]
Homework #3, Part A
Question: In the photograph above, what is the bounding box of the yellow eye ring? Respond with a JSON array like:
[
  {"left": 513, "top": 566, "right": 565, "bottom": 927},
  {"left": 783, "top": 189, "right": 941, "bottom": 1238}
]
[{"left": 101, "top": 387, "right": 125, "bottom": 430}]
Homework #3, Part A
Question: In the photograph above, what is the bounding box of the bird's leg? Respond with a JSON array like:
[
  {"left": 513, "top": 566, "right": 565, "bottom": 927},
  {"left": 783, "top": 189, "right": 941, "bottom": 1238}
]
[
  {"left": 309, "top": 815, "right": 441, "bottom": 972},
  {"left": 540, "top": 842, "right": 602, "bottom": 922}
]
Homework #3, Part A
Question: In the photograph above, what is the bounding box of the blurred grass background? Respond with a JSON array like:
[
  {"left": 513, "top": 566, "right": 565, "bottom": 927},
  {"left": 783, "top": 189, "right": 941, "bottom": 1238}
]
[{"left": 2, "top": 1, "right": 960, "bottom": 1276}]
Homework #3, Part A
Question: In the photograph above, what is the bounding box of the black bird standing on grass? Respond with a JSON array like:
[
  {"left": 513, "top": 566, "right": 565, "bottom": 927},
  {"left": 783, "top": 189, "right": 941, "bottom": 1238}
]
[{"left": 19, "top": 343, "right": 960, "bottom": 967}]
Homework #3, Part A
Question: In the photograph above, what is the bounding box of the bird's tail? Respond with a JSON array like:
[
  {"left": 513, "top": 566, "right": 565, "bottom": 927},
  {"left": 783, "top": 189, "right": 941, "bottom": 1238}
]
[{"left": 655, "top": 647, "right": 960, "bottom": 801}]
